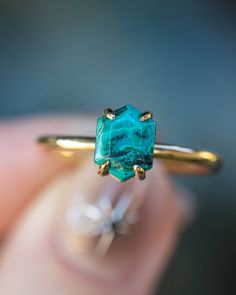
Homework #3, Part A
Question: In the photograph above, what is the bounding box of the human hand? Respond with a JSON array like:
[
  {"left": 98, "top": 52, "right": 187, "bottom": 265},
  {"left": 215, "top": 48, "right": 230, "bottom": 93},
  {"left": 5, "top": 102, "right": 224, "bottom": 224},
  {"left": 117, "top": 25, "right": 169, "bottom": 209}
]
[{"left": 0, "top": 116, "right": 194, "bottom": 295}]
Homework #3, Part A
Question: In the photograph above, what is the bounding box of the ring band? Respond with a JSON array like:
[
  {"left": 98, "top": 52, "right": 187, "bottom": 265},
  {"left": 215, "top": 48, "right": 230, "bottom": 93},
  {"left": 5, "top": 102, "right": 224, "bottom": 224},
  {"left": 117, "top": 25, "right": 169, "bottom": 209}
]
[
  {"left": 38, "top": 135, "right": 221, "bottom": 174},
  {"left": 37, "top": 105, "right": 222, "bottom": 181}
]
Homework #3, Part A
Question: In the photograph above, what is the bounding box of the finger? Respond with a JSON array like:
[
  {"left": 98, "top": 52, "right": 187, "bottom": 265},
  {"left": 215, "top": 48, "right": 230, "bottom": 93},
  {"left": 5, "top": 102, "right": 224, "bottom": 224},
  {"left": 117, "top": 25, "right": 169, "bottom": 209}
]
[
  {"left": 0, "top": 159, "right": 192, "bottom": 295},
  {"left": 0, "top": 115, "right": 95, "bottom": 236}
]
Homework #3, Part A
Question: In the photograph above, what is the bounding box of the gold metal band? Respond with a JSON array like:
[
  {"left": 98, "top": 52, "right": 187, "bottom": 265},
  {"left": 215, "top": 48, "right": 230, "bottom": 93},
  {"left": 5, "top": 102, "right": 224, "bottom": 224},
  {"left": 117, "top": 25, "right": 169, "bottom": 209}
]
[{"left": 37, "top": 136, "right": 222, "bottom": 175}]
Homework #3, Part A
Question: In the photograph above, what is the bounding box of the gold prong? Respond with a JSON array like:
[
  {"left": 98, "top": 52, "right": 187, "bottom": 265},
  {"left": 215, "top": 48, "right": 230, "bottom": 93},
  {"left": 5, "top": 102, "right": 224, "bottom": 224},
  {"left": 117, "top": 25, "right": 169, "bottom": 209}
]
[
  {"left": 140, "top": 111, "right": 152, "bottom": 121},
  {"left": 98, "top": 161, "right": 110, "bottom": 176},
  {"left": 133, "top": 165, "right": 146, "bottom": 180},
  {"left": 104, "top": 108, "right": 115, "bottom": 120}
]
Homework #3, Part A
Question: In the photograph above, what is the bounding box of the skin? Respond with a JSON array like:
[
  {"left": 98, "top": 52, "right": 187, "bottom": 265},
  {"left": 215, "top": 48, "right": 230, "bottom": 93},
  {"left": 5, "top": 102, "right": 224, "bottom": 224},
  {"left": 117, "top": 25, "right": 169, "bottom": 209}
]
[{"left": 0, "top": 116, "right": 193, "bottom": 295}]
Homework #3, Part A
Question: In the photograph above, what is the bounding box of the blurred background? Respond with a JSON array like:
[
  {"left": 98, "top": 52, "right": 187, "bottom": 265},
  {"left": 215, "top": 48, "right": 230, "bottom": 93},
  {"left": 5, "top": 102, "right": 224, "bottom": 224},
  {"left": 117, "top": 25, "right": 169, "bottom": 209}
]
[{"left": 0, "top": 0, "right": 235, "bottom": 294}]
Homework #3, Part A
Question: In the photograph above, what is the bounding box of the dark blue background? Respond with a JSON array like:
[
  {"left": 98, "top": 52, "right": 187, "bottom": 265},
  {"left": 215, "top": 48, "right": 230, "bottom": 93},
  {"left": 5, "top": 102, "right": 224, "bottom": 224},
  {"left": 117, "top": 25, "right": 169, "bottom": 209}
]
[{"left": 0, "top": 1, "right": 235, "bottom": 294}]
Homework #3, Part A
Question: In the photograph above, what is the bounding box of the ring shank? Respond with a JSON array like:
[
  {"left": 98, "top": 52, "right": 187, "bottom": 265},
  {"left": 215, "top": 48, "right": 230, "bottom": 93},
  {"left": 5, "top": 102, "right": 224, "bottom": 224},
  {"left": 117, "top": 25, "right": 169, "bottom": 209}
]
[{"left": 38, "top": 136, "right": 222, "bottom": 175}]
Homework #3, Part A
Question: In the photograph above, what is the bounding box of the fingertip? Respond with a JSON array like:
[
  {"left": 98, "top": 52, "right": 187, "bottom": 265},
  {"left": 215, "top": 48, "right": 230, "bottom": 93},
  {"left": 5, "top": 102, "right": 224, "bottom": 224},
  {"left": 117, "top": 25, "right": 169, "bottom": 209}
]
[{"left": 0, "top": 115, "right": 90, "bottom": 236}]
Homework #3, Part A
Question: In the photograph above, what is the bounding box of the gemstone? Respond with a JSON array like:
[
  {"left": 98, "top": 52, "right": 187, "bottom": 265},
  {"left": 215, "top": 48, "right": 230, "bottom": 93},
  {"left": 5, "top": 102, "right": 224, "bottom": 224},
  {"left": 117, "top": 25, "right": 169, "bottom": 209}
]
[{"left": 94, "top": 104, "right": 156, "bottom": 182}]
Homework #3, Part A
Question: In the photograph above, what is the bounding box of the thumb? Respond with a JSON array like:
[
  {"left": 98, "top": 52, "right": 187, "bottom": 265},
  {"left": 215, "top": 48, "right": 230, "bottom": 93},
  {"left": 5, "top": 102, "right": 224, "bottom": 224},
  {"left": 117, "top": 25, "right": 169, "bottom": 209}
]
[{"left": 0, "top": 159, "right": 191, "bottom": 295}]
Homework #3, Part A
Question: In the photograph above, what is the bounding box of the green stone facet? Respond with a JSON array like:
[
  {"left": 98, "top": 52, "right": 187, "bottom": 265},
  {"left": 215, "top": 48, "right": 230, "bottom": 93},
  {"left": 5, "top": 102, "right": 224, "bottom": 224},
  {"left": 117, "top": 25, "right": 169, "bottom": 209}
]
[{"left": 94, "top": 105, "right": 156, "bottom": 182}]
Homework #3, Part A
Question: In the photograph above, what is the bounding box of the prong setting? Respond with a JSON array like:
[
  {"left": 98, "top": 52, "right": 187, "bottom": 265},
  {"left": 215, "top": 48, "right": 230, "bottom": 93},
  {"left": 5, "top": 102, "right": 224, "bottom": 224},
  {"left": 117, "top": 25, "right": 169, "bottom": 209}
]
[
  {"left": 133, "top": 165, "right": 146, "bottom": 180},
  {"left": 140, "top": 111, "right": 152, "bottom": 122},
  {"left": 95, "top": 105, "right": 156, "bottom": 181},
  {"left": 98, "top": 160, "right": 110, "bottom": 176},
  {"left": 104, "top": 108, "right": 115, "bottom": 120}
]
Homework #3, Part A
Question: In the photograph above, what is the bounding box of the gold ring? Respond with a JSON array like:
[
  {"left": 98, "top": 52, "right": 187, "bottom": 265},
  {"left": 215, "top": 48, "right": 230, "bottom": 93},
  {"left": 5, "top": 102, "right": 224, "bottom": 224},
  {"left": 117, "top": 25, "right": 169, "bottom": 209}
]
[{"left": 38, "top": 104, "right": 222, "bottom": 182}]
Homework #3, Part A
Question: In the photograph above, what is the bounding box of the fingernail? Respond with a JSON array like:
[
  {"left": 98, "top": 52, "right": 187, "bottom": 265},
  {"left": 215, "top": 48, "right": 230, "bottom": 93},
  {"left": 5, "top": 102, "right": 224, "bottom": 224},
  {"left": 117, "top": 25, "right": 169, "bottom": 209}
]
[{"left": 56, "top": 160, "right": 148, "bottom": 282}]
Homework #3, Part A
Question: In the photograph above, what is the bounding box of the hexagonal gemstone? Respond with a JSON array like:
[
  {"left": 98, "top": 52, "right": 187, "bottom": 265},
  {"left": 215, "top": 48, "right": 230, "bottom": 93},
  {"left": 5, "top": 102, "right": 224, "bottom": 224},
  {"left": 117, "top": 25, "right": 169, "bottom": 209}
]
[{"left": 94, "top": 105, "right": 156, "bottom": 181}]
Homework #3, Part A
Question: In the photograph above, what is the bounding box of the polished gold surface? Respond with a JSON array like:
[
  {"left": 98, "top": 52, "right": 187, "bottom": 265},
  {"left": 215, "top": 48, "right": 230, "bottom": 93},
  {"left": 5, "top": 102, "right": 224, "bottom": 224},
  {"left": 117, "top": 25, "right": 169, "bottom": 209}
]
[
  {"left": 104, "top": 108, "right": 115, "bottom": 120},
  {"left": 134, "top": 165, "right": 146, "bottom": 180},
  {"left": 98, "top": 160, "right": 110, "bottom": 176},
  {"left": 140, "top": 111, "right": 153, "bottom": 121},
  {"left": 37, "top": 136, "right": 222, "bottom": 175}
]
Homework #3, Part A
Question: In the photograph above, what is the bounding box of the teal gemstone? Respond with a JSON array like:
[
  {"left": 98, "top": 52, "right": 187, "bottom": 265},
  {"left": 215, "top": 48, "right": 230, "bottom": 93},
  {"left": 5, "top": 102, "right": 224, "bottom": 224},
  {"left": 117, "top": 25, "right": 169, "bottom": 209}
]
[{"left": 94, "top": 105, "right": 156, "bottom": 182}]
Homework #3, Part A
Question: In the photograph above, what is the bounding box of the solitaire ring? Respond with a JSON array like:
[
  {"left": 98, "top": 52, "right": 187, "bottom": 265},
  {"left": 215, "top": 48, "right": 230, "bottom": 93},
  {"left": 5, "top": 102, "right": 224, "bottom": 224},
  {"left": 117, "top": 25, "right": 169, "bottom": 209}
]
[{"left": 38, "top": 104, "right": 222, "bottom": 182}]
